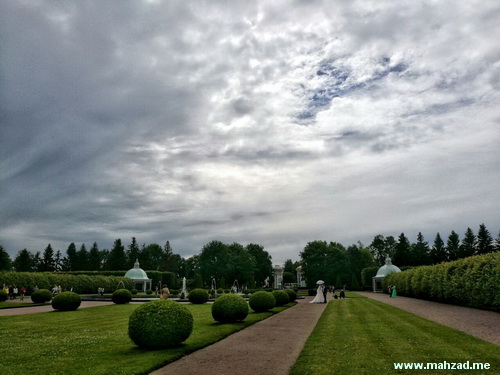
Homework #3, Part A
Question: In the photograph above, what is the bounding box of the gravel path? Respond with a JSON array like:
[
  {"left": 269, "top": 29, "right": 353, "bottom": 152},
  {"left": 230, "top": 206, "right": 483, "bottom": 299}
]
[
  {"left": 0, "top": 301, "right": 114, "bottom": 316},
  {"left": 150, "top": 296, "right": 327, "bottom": 375},
  {"left": 357, "top": 291, "right": 500, "bottom": 346}
]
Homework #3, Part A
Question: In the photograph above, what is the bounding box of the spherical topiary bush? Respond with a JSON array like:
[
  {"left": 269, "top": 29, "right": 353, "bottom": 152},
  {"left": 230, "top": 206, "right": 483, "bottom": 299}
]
[
  {"left": 284, "top": 289, "right": 297, "bottom": 302},
  {"left": 112, "top": 289, "right": 133, "bottom": 304},
  {"left": 31, "top": 289, "right": 52, "bottom": 303},
  {"left": 0, "top": 290, "right": 8, "bottom": 302},
  {"left": 187, "top": 288, "right": 209, "bottom": 304},
  {"left": 249, "top": 291, "right": 276, "bottom": 312},
  {"left": 128, "top": 299, "right": 193, "bottom": 349},
  {"left": 146, "top": 289, "right": 153, "bottom": 295},
  {"left": 131, "top": 289, "right": 138, "bottom": 295},
  {"left": 52, "top": 292, "right": 81, "bottom": 311},
  {"left": 272, "top": 290, "right": 290, "bottom": 307},
  {"left": 211, "top": 294, "right": 249, "bottom": 323}
]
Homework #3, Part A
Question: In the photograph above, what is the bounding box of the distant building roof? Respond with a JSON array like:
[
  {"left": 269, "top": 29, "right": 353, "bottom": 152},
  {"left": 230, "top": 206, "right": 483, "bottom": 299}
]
[
  {"left": 374, "top": 257, "right": 401, "bottom": 278},
  {"left": 125, "top": 260, "right": 150, "bottom": 280}
]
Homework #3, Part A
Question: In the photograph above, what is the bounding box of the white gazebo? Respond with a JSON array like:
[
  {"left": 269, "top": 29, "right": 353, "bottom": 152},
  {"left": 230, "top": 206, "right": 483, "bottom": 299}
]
[
  {"left": 372, "top": 257, "right": 401, "bottom": 292},
  {"left": 125, "top": 260, "right": 152, "bottom": 292}
]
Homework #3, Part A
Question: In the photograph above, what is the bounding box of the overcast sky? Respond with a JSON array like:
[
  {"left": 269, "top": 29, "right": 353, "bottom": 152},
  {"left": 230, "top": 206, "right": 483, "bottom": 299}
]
[{"left": 1, "top": 0, "right": 499, "bottom": 265}]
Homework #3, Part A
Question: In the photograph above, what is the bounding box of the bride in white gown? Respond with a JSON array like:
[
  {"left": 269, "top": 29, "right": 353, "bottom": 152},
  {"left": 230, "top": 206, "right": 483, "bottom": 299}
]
[{"left": 310, "top": 284, "right": 325, "bottom": 303}]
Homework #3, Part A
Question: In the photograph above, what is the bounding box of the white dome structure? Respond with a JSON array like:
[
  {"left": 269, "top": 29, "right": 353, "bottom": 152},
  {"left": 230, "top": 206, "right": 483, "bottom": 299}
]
[
  {"left": 125, "top": 260, "right": 152, "bottom": 292},
  {"left": 372, "top": 257, "right": 401, "bottom": 292}
]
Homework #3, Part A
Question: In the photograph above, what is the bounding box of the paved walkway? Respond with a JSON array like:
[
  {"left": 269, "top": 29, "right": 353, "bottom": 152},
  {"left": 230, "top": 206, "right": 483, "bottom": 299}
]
[
  {"left": 357, "top": 291, "right": 500, "bottom": 346},
  {"left": 0, "top": 301, "right": 114, "bottom": 316},
  {"left": 151, "top": 296, "right": 327, "bottom": 375}
]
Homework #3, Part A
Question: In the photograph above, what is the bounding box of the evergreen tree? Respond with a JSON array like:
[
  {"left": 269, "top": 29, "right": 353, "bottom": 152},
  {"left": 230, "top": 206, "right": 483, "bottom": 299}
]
[
  {"left": 32, "top": 251, "right": 42, "bottom": 272},
  {"left": 447, "top": 231, "right": 460, "bottom": 261},
  {"left": 430, "top": 232, "right": 447, "bottom": 264},
  {"left": 40, "top": 244, "right": 56, "bottom": 272},
  {"left": 54, "top": 250, "right": 63, "bottom": 272},
  {"left": 13, "top": 249, "right": 34, "bottom": 272},
  {"left": 106, "top": 239, "right": 127, "bottom": 271},
  {"left": 459, "top": 227, "right": 476, "bottom": 258},
  {"left": 411, "top": 232, "right": 430, "bottom": 266},
  {"left": 76, "top": 244, "right": 88, "bottom": 271},
  {"left": 477, "top": 223, "right": 495, "bottom": 254},
  {"left": 160, "top": 241, "right": 176, "bottom": 272},
  {"left": 495, "top": 231, "right": 500, "bottom": 252},
  {"left": 392, "top": 233, "right": 411, "bottom": 267},
  {"left": 88, "top": 242, "right": 102, "bottom": 271},
  {"left": 0, "top": 245, "right": 12, "bottom": 271},
  {"left": 126, "top": 237, "right": 141, "bottom": 268},
  {"left": 63, "top": 243, "right": 78, "bottom": 271}
]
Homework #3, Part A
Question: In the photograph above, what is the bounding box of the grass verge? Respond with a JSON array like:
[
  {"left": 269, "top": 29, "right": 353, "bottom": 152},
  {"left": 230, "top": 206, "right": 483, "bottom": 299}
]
[
  {"left": 290, "top": 293, "right": 500, "bottom": 375},
  {"left": 0, "top": 302, "right": 294, "bottom": 375}
]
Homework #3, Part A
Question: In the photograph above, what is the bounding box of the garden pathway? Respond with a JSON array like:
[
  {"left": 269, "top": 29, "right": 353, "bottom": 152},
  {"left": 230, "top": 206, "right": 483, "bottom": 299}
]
[
  {"left": 150, "top": 295, "right": 327, "bottom": 375},
  {"left": 357, "top": 291, "right": 500, "bottom": 346},
  {"left": 0, "top": 301, "right": 114, "bottom": 316}
]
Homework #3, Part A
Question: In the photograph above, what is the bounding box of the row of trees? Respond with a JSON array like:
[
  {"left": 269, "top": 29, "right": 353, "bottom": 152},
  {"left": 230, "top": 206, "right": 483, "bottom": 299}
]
[
  {"left": 300, "top": 241, "right": 375, "bottom": 289},
  {"left": 0, "top": 238, "right": 182, "bottom": 274},
  {"left": 369, "top": 224, "right": 499, "bottom": 267},
  {"left": 196, "top": 240, "right": 273, "bottom": 288},
  {"left": 0, "top": 239, "right": 274, "bottom": 289}
]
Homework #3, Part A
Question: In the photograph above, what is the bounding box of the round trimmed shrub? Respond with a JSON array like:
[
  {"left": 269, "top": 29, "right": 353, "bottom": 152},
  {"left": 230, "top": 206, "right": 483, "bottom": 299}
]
[
  {"left": 31, "top": 289, "right": 52, "bottom": 303},
  {"left": 249, "top": 291, "right": 276, "bottom": 312},
  {"left": 212, "top": 294, "right": 249, "bottom": 323},
  {"left": 112, "top": 289, "right": 133, "bottom": 304},
  {"left": 131, "top": 289, "right": 138, "bottom": 295},
  {"left": 146, "top": 289, "right": 153, "bottom": 295},
  {"left": 285, "top": 289, "right": 297, "bottom": 302},
  {"left": 272, "top": 290, "right": 290, "bottom": 307},
  {"left": 0, "top": 290, "right": 8, "bottom": 302},
  {"left": 52, "top": 292, "right": 81, "bottom": 311},
  {"left": 128, "top": 299, "right": 193, "bottom": 349},
  {"left": 187, "top": 288, "right": 209, "bottom": 304}
]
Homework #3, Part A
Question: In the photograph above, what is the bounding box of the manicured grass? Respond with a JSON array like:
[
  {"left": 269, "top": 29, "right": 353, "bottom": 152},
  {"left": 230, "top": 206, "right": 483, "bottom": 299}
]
[
  {"left": 290, "top": 293, "right": 500, "bottom": 375},
  {"left": 0, "top": 302, "right": 292, "bottom": 375}
]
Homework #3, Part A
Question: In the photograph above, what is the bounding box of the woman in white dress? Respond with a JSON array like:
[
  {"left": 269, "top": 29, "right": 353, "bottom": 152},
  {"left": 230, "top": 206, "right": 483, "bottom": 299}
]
[{"left": 310, "top": 284, "right": 325, "bottom": 303}]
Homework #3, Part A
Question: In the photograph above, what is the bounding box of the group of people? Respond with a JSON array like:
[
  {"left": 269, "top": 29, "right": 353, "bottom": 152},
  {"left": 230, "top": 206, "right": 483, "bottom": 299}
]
[
  {"left": 2, "top": 285, "right": 27, "bottom": 301},
  {"left": 51, "top": 285, "right": 63, "bottom": 295},
  {"left": 310, "top": 284, "right": 346, "bottom": 304}
]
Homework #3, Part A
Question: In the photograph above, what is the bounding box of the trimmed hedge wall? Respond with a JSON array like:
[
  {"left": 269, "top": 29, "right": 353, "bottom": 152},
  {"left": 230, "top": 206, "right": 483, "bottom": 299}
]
[
  {"left": 383, "top": 252, "right": 500, "bottom": 311},
  {"left": 62, "top": 271, "right": 179, "bottom": 289},
  {"left": 0, "top": 272, "right": 133, "bottom": 295}
]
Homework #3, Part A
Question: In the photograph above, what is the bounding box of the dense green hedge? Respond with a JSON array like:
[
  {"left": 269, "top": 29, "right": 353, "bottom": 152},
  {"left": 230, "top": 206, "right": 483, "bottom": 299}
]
[
  {"left": 0, "top": 272, "right": 133, "bottom": 294},
  {"left": 383, "top": 252, "right": 500, "bottom": 311},
  {"left": 62, "top": 271, "right": 179, "bottom": 289}
]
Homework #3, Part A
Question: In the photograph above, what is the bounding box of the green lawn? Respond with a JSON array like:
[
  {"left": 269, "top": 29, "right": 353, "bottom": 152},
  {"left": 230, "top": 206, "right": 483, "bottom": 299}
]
[
  {"left": 0, "top": 302, "right": 291, "bottom": 375},
  {"left": 290, "top": 293, "right": 500, "bottom": 375}
]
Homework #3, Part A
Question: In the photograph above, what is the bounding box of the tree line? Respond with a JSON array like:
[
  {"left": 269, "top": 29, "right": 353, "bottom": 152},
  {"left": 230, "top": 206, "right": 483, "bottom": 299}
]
[
  {"left": 299, "top": 223, "right": 499, "bottom": 289},
  {"left": 0, "top": 238, "right": 274, "bottom": 289},
  {"left": 369, "top": 223, "right": 499, "bottom": 267},
  {"left": 0, "top": 238, "right": 183, "bottom": 275}
]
